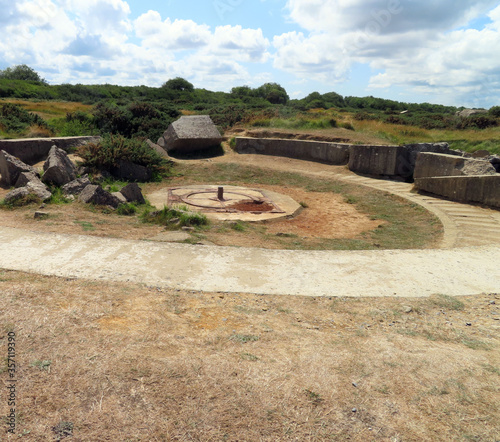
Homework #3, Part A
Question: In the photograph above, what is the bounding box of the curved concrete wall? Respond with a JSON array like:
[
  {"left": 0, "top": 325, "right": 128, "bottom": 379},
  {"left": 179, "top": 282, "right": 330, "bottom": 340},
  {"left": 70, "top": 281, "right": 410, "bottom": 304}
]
[
  {"left": 415, "top": 175, "right": 500, "bottom": 209},
  {"left": 235, "top": 136, "right": 350, "bottom": 165}
]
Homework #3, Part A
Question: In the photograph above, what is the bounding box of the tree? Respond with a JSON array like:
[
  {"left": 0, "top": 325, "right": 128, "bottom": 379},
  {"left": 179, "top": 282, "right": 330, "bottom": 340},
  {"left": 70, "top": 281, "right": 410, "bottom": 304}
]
[
  {"left": 255, "top": 83, "right": 289, "bottom": 105},
  {"left": 0, "top": 64, "right": 47, "bottom": 83},
  {"left": 489, "top": 106, "right": 500, "bottom": 118},
  {"left": 162, "top": 77, "right": 194, "bottom": 92}
]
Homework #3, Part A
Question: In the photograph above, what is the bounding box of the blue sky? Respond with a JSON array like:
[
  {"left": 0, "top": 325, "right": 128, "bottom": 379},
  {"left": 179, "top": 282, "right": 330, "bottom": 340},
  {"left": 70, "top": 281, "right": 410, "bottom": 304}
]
[{"left": 1, "top": 0, "right": 500, "bottom": 107}]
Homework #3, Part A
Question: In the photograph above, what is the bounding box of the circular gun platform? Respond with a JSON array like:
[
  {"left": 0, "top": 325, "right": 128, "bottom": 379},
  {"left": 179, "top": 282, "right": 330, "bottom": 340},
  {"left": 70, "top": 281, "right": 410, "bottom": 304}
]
[{"left": 147, "top": 185, "right": 303, "bottom": 222}]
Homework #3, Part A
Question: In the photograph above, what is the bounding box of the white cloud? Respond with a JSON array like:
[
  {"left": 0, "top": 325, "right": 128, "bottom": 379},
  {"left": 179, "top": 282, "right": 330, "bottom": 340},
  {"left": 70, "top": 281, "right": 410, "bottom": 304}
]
[
  {"left": 275, "top": 0, "right": 500, "bottom": 106},
  {"left": 134, "top": 11, "right": 211, "bottom": 50}
]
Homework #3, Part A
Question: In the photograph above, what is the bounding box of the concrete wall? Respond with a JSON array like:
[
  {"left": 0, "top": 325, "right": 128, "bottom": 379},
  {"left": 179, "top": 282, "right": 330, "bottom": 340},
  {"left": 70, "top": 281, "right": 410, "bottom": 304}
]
[
  {"left": 235, "top": 137, "right": 350, "bottom": 165},
  {"left": 348, "top": 144, "right": 410, "bottom": 177},
  {"left": 0, "top": 136, "right": 101, "bottom": 165},
  {"left": 415, "top": 175, "right": 500, "bottom": 208},
  {"left": 414, "top": 152, "right": 497, "bottom": 179}
]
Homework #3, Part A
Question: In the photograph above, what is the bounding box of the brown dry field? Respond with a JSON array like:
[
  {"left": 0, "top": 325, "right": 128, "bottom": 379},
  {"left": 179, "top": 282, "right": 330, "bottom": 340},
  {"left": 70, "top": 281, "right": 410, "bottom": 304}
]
[{"left": 0, "top": 270, "right": 499, "bottom": 441}]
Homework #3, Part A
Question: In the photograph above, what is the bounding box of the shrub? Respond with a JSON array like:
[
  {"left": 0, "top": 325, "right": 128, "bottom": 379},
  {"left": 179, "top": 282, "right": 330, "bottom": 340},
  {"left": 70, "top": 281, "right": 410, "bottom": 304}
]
[
  {"left": 489, "top": 106, "right": 500, "bottom": 117},
  {"left": 0, "top": 103, "right": 49, "bottom": 133},
  {"left": 77, "top": 134, "right": 172, "bottom": 179}
]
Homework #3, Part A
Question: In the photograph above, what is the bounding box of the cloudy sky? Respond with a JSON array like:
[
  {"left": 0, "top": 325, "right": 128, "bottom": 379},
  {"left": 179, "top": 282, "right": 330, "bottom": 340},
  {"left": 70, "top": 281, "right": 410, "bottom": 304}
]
[{"left": 0, "top": 0, "right": 499, "bottom": 107}]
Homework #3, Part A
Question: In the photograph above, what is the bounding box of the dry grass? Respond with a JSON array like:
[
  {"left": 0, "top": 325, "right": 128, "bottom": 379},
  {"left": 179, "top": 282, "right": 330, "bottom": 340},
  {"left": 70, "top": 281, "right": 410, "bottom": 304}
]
[
  {"left": 0, "top": 99, "right": 92, "bottom": 121},
  {"left": 0, "top": 270, "right": 499, "bottom": 440}
]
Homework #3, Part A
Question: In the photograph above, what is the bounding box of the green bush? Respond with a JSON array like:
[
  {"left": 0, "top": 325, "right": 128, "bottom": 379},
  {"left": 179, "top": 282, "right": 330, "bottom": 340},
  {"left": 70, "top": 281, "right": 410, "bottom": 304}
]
[
  {"left": 0, "top": 102, "right": 48, "bottom": 133},
  {"left": 77, "top": 134, "right": 172, "bottom": 179}
]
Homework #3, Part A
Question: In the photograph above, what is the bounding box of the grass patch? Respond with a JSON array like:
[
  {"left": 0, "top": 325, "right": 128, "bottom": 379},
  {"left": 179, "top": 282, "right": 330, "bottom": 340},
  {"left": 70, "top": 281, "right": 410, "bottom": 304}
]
[
  {"left": 73, "top": 220, "right": 95, "bottom": 231},
  {"left": 141, "top": 205, "right": 208, "bottom": 229},
  {"left": 229, "top": 334, "right": 260, "bottom": 344},
  {"left": 428, "top": 294, "right": 465, "bottom": 311},
  {"left": 116, "top": 203, "right": 138, "bottom": 216}
]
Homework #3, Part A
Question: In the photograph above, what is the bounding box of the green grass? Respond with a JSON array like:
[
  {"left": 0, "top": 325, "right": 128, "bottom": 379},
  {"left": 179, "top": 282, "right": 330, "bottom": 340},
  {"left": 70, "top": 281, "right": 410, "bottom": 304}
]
[
  {"left": 73, "top": 221, "right": 95, "bottom": 231},
  {"left": 141, "top": 205, "right": 208, "bottom": 229},
  {"left": 428, "top": 294, "right": 465, "bottom": 311},
  {"left": 229, "top": 334, "right": 260, "bottom": 344}
]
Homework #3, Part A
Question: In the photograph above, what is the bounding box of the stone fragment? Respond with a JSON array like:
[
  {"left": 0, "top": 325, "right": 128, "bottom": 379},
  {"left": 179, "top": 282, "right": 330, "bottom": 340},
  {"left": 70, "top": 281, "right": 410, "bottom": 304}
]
[
  {"left": 42, "top": 146, "right": 77, "bottom": 186},
  {"left": 62, "top": 177, "right": 92, "bottom": 195},
  {"left": 157, "top": 115, "right": 222, "bottom": 153},
  {"left": 15, "top": 171, "right": 43, "bottom": 188},
  {"left": 0, "top": 150, "right": 37, "bottom": 186},
  {"left": 110, "top": 160, "right": 152, "bottom": 182},
  {"left": 34, "top": 211, "right": 50, "bottom": 219},
  {"left": 26, "top": 181, "right": 52, "bottom": 201},
  {"left": 112, "top": 192, "right": 128, "bottom": 205},
  {"left": 78, "top": 184, "right": 121, "bottom": 208},
  {"left": 119, "top": 183, "right": 146, "bottom": 204}
]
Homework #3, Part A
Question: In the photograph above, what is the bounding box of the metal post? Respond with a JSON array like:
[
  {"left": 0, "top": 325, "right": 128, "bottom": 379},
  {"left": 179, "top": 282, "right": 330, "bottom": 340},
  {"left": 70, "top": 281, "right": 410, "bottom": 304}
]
[{"left": 217, "top": 186, "right": 224, "bottom": 201}]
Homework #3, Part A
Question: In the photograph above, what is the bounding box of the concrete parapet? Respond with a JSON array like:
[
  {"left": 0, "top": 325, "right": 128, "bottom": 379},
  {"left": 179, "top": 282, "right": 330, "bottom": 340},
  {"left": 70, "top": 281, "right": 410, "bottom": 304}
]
[
  {"left": 348, "top": 144, "right": 409, "bottom": 176},
  {"left": 414, "top": 152, "right": 497, "bottom": 179},
  {"left": 415, "top": 175, "right": 500, "bottom": 208},
  {"left": 235, "top": 137, "right": 350, "bottom": 165},
  {"left": 0, "top": 136, "right": 101, "bottom": 165}
]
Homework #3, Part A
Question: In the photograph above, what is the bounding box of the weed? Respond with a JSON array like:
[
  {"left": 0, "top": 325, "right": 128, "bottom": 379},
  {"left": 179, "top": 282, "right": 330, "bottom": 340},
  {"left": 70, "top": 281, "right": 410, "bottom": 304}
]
[
  {"left": 461, "top": 339, "right": 493, "bottom": 351},
  {"left": 240, "top": 353, "right": 259, "bottom": 361},
  {"left": 31, "top": 360, "right": 51, "bottom": 372},
  {"left": 304, "top": 389, "right": 324, "bottom": 405},
  {"left": 52, "top": 421, "right": 73, "bottom": 441},
  {"left": 429, "top": 294, "right": 465, "bottom": 311},
  {"left": 116, "top": 203, "right": 138, "bottom": 216},
  {"left": 142, "top": 205, "right": 208, "bottom": 228},
  {"left": 48, "top": 187, "right": 72, "bottom": 205},
  {"left": 0, "top": 193, "right": 41, "bottom": 209},
  {"left": 73, "top": 221, "right": 95, "bottom": 231},
  {"left": 231, "top": 221, "right": 246, "bottom": 232},
  {"left": 481, "top": 364, "right": 500, "bottom": 375},
  {"left": 299, "top": 201, "right": 309, "bottom": 208},
  {"left": 229, "top": 334, "right": 260, "bottom": 344}
]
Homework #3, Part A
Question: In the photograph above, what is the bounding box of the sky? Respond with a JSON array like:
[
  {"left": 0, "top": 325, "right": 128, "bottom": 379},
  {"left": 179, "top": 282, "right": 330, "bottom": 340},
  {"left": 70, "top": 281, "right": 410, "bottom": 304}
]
[{"left": 0, "top": 0, "right": 500, "bottom": 108}]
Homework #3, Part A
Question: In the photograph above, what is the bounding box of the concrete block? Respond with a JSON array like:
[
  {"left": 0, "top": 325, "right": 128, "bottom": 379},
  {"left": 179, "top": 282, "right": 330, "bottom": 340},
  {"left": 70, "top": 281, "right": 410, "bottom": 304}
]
[
  {"left": 235, "top": 137, "right": 349, "bottom": 165},
  {"left": 414, "top": 175, "right": 500, "bottom": 208},
  {"left": 414, "top": 152, "right": 497, "bottom": 179},
  {"left": 158, "top": 116, "right": 222, "bottom": 153}
]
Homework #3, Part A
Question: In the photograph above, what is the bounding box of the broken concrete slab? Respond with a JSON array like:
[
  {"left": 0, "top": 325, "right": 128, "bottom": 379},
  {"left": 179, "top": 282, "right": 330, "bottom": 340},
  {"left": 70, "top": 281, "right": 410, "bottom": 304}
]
[
  {"left": 42, "top": 146, "right": 77, "bottom": 186},
  {"left": 4, "top": 181, "right": 51, "bottom": 204},
  {"left": 157, "top": 115, "right": 222, "bottom": 153},
  {"left": 0, "top": 150, "right": 38, "bottom": 186},
  {"left": 62, "top": 177, "right": 92, "bottom": 196},
  {"left": 414, "top": 152, "right": 497, "bottom": 179},
  {"left": 78, "top": 185, "right": 121, "bottom": 208},
  {"left": 235, "top": 137, "right": 350, "bottom": 165},
  {"left": 15, "top": 171, "right": 42, "bottom": 188},
  {"left": 120, "top": 183, "right": 146, "bottom": 204}
]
